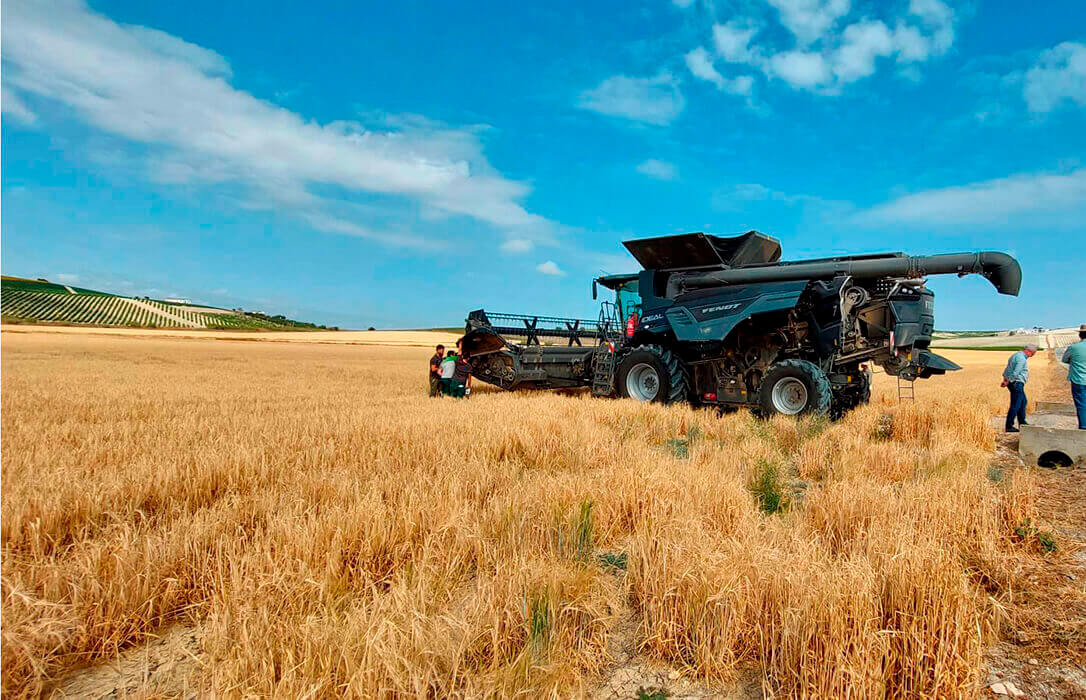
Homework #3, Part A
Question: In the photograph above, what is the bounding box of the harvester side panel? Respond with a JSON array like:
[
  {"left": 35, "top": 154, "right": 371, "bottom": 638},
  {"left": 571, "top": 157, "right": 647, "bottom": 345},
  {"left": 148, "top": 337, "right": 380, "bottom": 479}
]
[{"left": 665, "top": 281, "right": 807, "bottom": 342}]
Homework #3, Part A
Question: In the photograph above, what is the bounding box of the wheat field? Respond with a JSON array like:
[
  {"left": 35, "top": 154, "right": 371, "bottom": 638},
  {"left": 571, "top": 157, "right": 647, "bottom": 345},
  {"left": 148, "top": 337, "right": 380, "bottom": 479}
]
[{"left": 0, "top": 331, "right": 1059, "bottom": 697}]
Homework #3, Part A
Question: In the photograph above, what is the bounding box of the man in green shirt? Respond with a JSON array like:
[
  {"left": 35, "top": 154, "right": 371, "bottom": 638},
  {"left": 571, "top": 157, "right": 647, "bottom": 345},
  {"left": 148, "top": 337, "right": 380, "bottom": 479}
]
[
  {"left": 440, "top": 346, "right": 459, "bottom": 396},
  {"left": 1060, "top": 325, "right": 1086, "bottom": 430}
]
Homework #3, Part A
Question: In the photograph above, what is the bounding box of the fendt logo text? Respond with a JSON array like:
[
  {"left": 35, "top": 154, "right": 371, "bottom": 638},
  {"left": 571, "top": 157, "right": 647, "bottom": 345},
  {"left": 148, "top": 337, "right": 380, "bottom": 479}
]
[{"left": 701, "top": 302, "right": 742, "bottom": 314}]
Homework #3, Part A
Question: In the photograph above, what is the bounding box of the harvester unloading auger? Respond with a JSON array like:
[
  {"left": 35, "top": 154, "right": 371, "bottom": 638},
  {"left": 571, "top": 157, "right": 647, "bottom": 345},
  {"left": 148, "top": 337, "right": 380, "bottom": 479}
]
[{"left": 461, "top": 231, "right": 1021, "bottom": 418}]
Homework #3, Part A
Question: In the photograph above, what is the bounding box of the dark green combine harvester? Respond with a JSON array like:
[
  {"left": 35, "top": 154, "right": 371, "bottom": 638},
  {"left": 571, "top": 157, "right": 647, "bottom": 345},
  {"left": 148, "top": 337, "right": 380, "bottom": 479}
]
[{"left": 462, "top": 231, "right": 1021, "bottom": 418}]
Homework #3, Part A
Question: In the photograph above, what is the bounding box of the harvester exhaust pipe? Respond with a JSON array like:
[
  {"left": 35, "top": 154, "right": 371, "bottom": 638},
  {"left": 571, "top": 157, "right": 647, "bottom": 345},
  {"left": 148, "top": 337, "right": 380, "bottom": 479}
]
[{"left": 680, "top": 251, "right": 1022, "bottom": 296}]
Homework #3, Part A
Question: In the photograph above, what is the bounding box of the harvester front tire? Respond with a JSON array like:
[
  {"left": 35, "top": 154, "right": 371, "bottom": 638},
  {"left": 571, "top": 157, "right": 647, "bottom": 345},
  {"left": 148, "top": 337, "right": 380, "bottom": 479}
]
[
  {"left": 616, "top": 345, "right": 687, "bottom": 404},
  {"left": 758, "top": 359, "right": 831, "bottom": 417}
]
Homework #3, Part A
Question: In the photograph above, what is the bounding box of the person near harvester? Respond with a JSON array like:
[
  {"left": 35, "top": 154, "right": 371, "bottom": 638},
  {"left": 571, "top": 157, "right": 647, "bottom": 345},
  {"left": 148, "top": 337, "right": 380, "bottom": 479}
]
[
  {"left": 1002, "top": 343, "right": 1037, "bottom": 433},
  {"left": 451, "top": 349, "right": 472, "bottom": 398},
  {"left": 1059, "top": 325, "right": 1086, "bottom": 430},
  {"left": 429, "top": 344, "right": 445, "bottom": 397},
  {"left": 440, "top": 344, "right": 459, "bottom": 396}
]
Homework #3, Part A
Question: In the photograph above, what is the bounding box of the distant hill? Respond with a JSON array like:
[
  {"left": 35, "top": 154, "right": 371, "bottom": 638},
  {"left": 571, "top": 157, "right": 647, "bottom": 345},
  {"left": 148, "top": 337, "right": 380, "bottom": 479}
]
[{"left": 0, "top": 277, "right": 333, "bottom": 330}]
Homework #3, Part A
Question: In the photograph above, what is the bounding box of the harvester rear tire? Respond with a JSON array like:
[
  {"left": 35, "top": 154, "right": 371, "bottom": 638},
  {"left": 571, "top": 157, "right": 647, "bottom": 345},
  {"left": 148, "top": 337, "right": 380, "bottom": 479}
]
[
  {"left": 758, "top": 359, "right": 831, "bottom": 417},
  {"left": 616, "top": 345, "right": 687, "bottom": 404}
]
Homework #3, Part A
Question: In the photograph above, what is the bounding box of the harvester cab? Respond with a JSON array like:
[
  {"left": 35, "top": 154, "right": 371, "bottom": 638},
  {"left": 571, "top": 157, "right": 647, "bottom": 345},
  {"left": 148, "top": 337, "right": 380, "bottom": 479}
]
[
  {"left": 594, "top": 274, "right": 640, "bottom": 333},
  {"left": 462, "top": 230, "right": 1021, "bottom": 418}
]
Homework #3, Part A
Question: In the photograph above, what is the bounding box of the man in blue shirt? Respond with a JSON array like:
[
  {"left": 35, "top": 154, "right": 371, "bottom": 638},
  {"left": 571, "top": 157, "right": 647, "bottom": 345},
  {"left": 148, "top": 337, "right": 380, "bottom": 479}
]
[
  {"left": 1059, "top": 325, "right": 1086, "bottom": 430},
  {"left": 1002, "top": 343, "right": 1037, "bottom": 432}
]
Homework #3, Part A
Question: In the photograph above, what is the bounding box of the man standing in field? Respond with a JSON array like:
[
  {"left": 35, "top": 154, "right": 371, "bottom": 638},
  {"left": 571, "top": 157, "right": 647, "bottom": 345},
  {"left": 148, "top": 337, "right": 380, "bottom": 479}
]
[
  {"left": 429, "top": 344, "right": 445, "bottom": 397},
  {"left": 1059, "top": 325, "right": 1086, "bottom": 429},
  {"left": 440, "top": 344, "right": 459, "bottom": 396},
  {"left": 1002, "top": 343, "right": 1037, "bottom": 433},
  {"left": 452, "top": 349, "right": 473, "bottom": 398}
]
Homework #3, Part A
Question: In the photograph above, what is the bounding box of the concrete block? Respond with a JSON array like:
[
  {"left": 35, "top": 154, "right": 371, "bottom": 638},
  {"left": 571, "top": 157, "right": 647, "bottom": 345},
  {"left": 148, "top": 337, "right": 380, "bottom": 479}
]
[
  {"left": 1019, "top": 413, "right": 1086, "bottom": 467},
  {"left": 1035, "top": 400, "right": 1076, "bottom": 416}
]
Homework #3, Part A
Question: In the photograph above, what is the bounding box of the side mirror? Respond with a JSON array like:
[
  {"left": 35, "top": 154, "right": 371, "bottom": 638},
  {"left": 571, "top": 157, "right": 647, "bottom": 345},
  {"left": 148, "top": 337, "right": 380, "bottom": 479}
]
[{"left": 592, "top": 280, "right": 598, "bottom": 300}]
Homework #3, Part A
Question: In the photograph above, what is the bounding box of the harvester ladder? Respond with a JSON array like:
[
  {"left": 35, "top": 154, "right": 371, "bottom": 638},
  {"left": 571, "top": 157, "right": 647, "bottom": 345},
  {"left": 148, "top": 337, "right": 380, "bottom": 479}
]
[
  {"left": 897, "top": 375, "right": 916, "bottom": 402},
  {"left": 591, "top": 302, "right": 621, "bottom": 396}
]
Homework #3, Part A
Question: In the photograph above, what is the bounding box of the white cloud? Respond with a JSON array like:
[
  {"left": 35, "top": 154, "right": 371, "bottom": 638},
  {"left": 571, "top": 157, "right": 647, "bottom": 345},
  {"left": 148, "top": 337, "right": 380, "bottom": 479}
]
[
  {"left": 710, "top": 182, "right": 851, "bottom": 222},
  {"left": 712, "top": 182, "right": 809, "bottom": 209},
  {"left": 728, "top": 75, "right": 756, "bottom": 97},
  {"left": 1, "top": 0, "right": 553, "bottom": 247},
  {"left": 712, "top": 20, "right": 760, "bottom": 63},
  {"left": 767, "top": 0, "right": 851, "bottom": 46},
  {"left": 685, "top": 47, "right": 726, "bottom": 90},
  {"left": 907, "top": 0, "right": 954, "bottom": 54},
  {"left": 769, "top": 51, "right": 831, "bottom": 88},
  {"left": 55, "top": 273, "right": 80, "bottom": 284},
  {"left": 125, "top": 25, "right": 232, "bottom": 77},
  {"left": 684, "top": 47, "right": 755, "bottom": 96},
  {"left": 500, "top": 238, "right": 534, "bottom": 253},
  {"left": 2, "top": 87, "right": 37, "bottom": 124},
  {"left": 832, "top": 20, "right": 894, "bottom": 83},
  {"left": 636, "top": 158, "right": 679, "bottom": 180},
  {"left": 702, "top": 0, "right": 955, "bottom": 92},
  {"left": 577, "top": 72, "right": 685, "bottom": 125},
  {"left": 890, "top": 24, "right": 931, "bottom": 62},
  {"left": 536, "top": 260, "right": 566, "bottom": 276},
  {"left": 712, "top": 183, "right": 773, "bottom": 209},
  {"left": 857, "top": 168, "right": 1086, "bottom": 226},
  {"left": 1022, "top": 42, "right": 1086, "bottom": 113}
]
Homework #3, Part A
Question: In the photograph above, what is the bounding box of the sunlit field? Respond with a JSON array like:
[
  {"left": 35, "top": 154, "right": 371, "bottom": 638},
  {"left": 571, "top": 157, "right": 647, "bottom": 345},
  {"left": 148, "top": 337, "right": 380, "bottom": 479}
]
[{"left": 0, "top": 331, "right": 1062, "bottom": 697}]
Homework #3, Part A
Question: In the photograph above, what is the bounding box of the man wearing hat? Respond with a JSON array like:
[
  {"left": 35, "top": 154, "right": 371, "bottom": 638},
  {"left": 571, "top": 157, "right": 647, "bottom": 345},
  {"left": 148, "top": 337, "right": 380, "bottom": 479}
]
[
  {"left": 1001, "top": 343, "right": 1038, "bottom": 433},
  {"left": 1059, "top": 325, "right": 1086, "bottom": 430}
]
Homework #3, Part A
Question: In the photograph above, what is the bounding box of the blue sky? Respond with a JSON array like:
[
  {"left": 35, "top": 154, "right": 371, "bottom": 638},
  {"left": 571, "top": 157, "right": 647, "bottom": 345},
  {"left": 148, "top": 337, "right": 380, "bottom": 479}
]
[{"left": 2, "top": 0, "right": 1084, "bottom": 329}]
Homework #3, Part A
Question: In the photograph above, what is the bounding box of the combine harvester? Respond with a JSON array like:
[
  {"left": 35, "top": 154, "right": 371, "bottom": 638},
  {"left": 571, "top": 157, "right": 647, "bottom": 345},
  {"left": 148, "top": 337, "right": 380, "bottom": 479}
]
[{"left": 462, "top": 231, "right": 1021, "bottom": 418}]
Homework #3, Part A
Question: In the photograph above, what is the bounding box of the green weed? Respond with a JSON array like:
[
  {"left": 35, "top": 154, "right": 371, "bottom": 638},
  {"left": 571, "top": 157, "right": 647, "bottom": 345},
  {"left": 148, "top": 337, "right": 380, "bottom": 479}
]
[
  {"left": 574, "top": 499, "right": 594, "bottom": 559},
  {"left": 749, "top": 459, "right": 784, "bottom": 514},
  {"left": 525, "top": 592, "right": 551, "bottom": 654},
  {"left": 664, "top": 438, "right": 689, "bottom": 459},
  {"left": 1014, "top": 519, "right": 1058, "bottom": 554},
  {"left": 597, "top": 551, "right": 628, "bottom": 572}
]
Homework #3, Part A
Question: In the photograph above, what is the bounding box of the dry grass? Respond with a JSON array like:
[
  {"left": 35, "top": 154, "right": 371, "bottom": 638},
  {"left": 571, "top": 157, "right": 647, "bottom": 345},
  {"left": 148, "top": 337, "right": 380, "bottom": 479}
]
[
  {"left": 0, "top": 323, "right": 457, "bottom": 347},
  {"left": 0, "top": 333, "right": 1056, "bottom": 697}
]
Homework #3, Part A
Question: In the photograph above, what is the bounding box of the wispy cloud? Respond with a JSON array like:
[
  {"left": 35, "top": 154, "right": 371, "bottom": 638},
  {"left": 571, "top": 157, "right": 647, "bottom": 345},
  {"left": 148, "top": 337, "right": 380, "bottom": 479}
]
[
  {"left": 712, "top": 182, "right": 816, "bottom": 209},
  {"left": 684, "top": 47, "right": 754, "bottom": 96},
  {"left": 1, "top": 86, "right": 37, "bottom": 124},
  {"left": 636, "top": 158, "right": 679, "bottom": 181},
  {"left": 768, "top": 0, "right": 851, "bottom": 47},
  {"left": 1, "top": 0, "right": 555, "bottom": 248},
  {"left": 577, "top": 72, "right": 685, "bottom": 125},
  {"left": 966, "top": 41, "right": 1086, "bottom": 125},
  {"left": 536, "top": 260, "right": 566, "bottom": 276},
  {"left": 710, "top": 169, "right": 1086, "bottom": 234},
  {"left": 855, "top": 168, "right": 1086, "bottom": 227},
  {"left": 500, "top": 238, "right": 534, "bottom": 254},
  {"left": 1022, "top": 42, "right": 1086, "bottom": 114}
]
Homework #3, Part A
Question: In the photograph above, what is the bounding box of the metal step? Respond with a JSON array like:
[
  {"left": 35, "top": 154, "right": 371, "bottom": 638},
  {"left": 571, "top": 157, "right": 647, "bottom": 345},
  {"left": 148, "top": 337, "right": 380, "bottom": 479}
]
[
  {"left": 897, "top": 375, "right": 916, "bottom": 402},
  {"left": 591, "top": 302, "right": 622, "bottom": 396}
]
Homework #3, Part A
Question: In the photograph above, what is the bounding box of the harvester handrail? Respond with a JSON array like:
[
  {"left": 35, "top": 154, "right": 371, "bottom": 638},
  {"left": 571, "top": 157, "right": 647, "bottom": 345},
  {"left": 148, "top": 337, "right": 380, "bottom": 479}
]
[
  {"left": 468, "top": 309, "right": 601, "bottom": 347},
  {"left": 482, "top": 311, "right": 600, "bottom": 326}
]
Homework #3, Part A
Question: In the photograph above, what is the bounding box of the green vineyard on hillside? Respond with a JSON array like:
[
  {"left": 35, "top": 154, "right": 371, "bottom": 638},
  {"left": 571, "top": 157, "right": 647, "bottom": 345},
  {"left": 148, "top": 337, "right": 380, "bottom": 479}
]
[{"left": 1, "top": 278, "right": 327, "bottom": 330}]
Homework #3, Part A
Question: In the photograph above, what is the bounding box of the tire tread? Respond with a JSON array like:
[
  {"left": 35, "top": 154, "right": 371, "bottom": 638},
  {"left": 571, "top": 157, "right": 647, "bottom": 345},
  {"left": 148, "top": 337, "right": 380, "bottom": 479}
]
[
  {"left": 761, "top": 358, "right": 832, "bottom": 416},
  {"left": 618, "top": 344, "right": 688, "bottom": 404}
]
